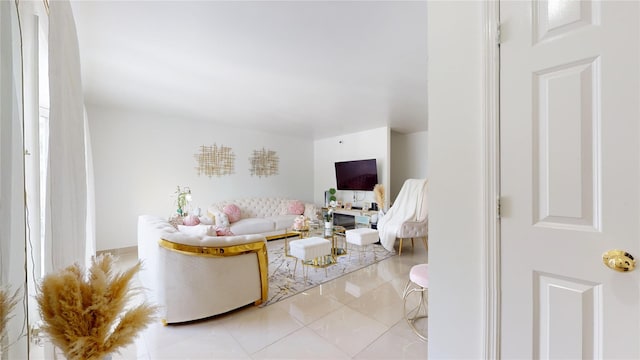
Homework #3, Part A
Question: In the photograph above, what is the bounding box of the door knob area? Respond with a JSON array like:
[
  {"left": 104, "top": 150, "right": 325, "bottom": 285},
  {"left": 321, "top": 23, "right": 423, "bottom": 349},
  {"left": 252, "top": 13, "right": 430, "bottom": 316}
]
[{"left": 602, "top": 250, "right": 636, "bottom": 272}]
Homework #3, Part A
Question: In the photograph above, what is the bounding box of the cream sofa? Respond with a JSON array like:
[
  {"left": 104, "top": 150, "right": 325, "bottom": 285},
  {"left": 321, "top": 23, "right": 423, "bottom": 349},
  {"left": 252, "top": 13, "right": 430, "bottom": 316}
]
[
  {"left": 207, "top": 198, "right": 318, "bottom": 239},
  {"left": 138, "top": 215, "right": 268, "bottom": 324}
]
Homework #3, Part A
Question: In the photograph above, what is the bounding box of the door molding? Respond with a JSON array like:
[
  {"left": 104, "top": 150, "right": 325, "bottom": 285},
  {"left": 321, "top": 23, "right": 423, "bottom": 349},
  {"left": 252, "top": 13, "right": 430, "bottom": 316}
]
[{"left": 482, "top": 1, "right": 501, "bottom": 359}]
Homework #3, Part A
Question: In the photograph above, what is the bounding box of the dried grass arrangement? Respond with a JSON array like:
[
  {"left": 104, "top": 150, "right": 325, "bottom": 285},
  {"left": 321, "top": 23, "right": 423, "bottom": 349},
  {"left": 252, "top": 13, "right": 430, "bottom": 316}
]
[
  {"left": 36, "top": 254, "right": 156, "bottom": 360},
  {"left": 0, "top": 285, "right": 19, "bottom": 354},
  {"left": 373, "top": 184, "right": 385, "bottom": 210}
]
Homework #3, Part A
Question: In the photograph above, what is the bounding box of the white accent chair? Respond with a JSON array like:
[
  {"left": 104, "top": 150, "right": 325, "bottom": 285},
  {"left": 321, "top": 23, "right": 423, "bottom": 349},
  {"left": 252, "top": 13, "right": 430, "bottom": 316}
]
[
  {"left": 396, "top": 216, "right": 428, "bottom": 256},
  {"left": 138, "top": 215, "right": 268, "bottom": 324},
  {"left": 377, "top": 179, "right": 428, "bottom": 255}
]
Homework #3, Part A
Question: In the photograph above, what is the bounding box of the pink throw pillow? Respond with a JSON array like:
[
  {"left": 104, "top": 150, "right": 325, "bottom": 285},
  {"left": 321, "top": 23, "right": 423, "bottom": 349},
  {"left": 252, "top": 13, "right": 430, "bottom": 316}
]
[
  {"left": 182, "top": 215, "right": 201, "bottom": 226},
  {"left": 215, "top": 226, "right": 234, "bottom": 236},
  {"left": 288, "top": 200, "right": 305, "bottom": 215},
  {"left": 223, "top": 204, "right": 241, "bottom": 223}
]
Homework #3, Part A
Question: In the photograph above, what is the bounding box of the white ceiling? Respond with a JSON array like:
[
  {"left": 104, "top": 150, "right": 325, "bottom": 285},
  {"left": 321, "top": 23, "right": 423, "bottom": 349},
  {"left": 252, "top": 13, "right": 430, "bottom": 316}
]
[{"left": 71, "top": 1, "right": 428, "bottom": 139}]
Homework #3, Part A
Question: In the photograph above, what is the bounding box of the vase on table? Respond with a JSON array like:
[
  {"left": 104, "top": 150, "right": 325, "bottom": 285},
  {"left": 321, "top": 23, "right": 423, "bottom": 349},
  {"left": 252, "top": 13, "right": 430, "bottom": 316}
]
[{"left": 324, "top": 221, "right": 332, "bottom": 229}]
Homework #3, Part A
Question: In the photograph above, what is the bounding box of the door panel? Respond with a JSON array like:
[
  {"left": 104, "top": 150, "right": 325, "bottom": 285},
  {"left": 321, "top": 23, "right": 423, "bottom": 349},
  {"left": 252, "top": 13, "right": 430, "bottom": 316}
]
[
  {"left": 500, "top": 1, "right": 640, "bottom": 358},
  {"left": 532, "top": 57, "right": 600, "bottom": 231}
]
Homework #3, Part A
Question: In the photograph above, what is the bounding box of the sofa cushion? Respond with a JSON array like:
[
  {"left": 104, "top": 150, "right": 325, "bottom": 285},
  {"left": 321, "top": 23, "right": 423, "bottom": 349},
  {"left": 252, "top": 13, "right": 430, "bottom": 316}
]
[
  {"left": 265, "top": 215, "right": 298, "bottom": 231},
  {"left": 230, "top": 218, "right": 275, "bottom": 235},
  {"left": 178, "top": 224, "right": 216, "bottom": 237}
]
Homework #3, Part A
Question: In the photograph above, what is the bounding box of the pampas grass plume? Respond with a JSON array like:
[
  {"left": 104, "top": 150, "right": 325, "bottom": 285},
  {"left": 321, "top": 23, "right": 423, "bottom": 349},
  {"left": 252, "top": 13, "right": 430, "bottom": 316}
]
[
  {"left": 36, "top": 254, "right": 157, "bottom": 360},
  {"left": 373, "top": 184, "right": 385, "bottom": 210},
  {"left": 0, "top": 285, "right": 20, "bottom": 353}
]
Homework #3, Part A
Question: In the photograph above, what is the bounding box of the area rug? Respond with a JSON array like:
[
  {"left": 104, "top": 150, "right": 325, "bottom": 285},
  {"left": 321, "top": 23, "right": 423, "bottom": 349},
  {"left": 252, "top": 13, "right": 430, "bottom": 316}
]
[{"left": 262, "top": 238, "right": 395, "bottom": 307}]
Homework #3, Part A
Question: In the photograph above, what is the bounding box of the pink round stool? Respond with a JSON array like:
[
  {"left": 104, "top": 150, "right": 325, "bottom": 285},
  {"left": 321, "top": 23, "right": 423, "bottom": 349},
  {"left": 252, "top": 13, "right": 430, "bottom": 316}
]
[{"left": 403, "top": 263, "right": 428, "bottom": 341}]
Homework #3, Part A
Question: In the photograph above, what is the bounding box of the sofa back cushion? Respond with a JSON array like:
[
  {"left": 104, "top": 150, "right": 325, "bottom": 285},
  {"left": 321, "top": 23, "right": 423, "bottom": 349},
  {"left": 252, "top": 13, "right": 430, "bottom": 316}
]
[{"left": 210, "top": 198, "right": 289, "bottom": 219}]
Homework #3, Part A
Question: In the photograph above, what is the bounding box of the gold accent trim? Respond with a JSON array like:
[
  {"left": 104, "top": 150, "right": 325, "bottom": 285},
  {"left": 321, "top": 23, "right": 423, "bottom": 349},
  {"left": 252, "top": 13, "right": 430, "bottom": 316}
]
[
  {"left": 158, "top": 238, "right": 269, "bottom": 304},
  {"left": 266, "top": 232, "right": 300, "bottom": 241}
]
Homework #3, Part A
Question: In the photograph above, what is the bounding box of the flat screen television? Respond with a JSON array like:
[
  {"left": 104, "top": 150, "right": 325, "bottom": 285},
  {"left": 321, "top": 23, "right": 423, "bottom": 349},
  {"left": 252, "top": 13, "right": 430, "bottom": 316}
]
[{"left": 334, "top": 159, "right": 378, "bottom": 191}]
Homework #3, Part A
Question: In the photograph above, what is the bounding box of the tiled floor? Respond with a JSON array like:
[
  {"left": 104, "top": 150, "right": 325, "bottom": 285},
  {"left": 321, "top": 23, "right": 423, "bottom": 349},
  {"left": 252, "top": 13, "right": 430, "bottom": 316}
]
[{"left": 36, "top": 241, "right": 428, "bottom": 359}]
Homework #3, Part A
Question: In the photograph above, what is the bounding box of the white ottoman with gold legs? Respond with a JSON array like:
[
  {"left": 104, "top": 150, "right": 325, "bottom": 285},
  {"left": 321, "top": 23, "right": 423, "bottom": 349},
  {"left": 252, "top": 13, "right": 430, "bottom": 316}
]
[
  {"left": 403, "top": 263, "right": 428, "bottom": 341},
  {"left": 345, "top": 228, "right": 379, "bottom": 263},
  {"left": 289, "top": 237, "right": 332, "bottom": 280}
]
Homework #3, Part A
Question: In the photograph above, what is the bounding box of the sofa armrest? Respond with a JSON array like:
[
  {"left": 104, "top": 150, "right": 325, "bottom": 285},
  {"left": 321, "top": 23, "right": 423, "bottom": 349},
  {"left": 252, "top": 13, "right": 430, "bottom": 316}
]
[
  {"left": 158, "top": 233, "right": 268, "bottom": 305},
  {"left": 304, "top": 203, "right": 320, "bottom": 221}
]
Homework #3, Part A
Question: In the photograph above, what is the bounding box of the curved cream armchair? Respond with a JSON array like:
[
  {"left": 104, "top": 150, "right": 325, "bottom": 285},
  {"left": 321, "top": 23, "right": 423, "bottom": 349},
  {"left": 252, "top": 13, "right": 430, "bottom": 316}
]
[{"left": 138, "top": 215, "right": 268, "bottom": 324}]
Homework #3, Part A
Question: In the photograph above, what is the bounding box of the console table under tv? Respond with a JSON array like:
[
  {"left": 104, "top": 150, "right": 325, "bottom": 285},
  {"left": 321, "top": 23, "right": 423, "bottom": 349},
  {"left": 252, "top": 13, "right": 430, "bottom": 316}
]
[{"left": 324, "top": 207, "right": 378, "bottom": 230}]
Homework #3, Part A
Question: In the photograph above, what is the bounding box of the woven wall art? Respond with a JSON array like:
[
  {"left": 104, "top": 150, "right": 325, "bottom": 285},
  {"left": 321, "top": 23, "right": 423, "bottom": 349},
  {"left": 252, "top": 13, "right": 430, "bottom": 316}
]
[
  {"left": 194, "top": 144, "right": 235, "bottom": 177},
  {"left": 249, "top": 147, "right": 279, "bottom": 177}
]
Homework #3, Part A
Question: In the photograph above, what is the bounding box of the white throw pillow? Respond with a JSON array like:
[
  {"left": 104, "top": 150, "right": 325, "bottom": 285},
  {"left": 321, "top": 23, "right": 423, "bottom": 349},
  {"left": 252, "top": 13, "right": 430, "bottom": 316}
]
[
  {"left": 178, "top": 224, "right": 217, "bottom": 237},
  {"left": 199, "top": 216, "right": 214, "bottom": 225},
  {"left": 214, "top": 212, "right": 230, "bottom": 227}
]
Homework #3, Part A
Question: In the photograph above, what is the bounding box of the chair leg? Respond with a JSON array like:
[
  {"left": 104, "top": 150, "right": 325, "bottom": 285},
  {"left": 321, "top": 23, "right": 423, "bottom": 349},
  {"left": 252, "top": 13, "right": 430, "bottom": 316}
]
[
  {"left": 403, "top": 284, "right": 428, "bottom": 341},
  {"left": 422, "top": 236, "right": 428, "bottom": 252},
  {"left": 292, "top": 259, "right": 298, "bottom": 278},
  {"left": 411, "top": 238, "right": 415, "bottom": 251},
  {"left": 399, "top": 238, "right": 403, "bottom": 256}
]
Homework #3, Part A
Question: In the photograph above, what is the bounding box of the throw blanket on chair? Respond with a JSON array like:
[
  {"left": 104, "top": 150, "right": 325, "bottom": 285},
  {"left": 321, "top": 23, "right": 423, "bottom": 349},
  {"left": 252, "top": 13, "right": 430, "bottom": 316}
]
[{"left": 377, "top": 179, "right": 428, "bottom": 252}]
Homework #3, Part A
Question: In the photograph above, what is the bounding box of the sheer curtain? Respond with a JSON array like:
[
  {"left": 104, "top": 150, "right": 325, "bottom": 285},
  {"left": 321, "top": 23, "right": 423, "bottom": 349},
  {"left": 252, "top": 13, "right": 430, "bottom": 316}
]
[
  {"left": 0, "top": 1, "right": 28, "bottom": 358},
  {"left": 0, "top": 0, "right": 94, "bottom": 357},
  {"left": 46, "top": 0, "right": 93, "bottom": 270}
]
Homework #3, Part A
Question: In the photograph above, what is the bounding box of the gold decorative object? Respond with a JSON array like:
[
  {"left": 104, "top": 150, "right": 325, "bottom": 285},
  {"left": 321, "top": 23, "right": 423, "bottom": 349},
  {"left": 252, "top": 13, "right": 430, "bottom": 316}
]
[
  {"left": 194, "top": 144, "right": 235, "bottom": 177},
  {"left": 36, "top": 254, "right": 157, "bottom": 360},
  {"left": 249, "top": 147, "right": 279, "bottom": 177}
]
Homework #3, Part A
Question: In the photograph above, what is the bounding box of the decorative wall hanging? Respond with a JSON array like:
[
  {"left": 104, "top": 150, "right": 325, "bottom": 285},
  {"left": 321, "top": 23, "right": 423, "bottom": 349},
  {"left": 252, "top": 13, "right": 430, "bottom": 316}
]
[
  {"left": 194, "top": 144, "right": 235, "bottom": 177},
  {"left": 249, "top": 147, "right": 279, "bottom": 177}
]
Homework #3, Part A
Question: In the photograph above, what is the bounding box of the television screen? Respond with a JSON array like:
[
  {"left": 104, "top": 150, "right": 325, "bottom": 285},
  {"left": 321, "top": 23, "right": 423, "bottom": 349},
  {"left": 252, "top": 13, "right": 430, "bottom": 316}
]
[{"left": 335, "top": 159, "right": 378, "bottom": 191}]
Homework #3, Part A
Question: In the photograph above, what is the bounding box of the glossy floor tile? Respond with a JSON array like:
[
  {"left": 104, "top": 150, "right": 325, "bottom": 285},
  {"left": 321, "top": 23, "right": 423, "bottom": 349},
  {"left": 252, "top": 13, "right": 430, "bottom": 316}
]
[{"left": 100, "top": 240, "right": 428, "bottom": 359}]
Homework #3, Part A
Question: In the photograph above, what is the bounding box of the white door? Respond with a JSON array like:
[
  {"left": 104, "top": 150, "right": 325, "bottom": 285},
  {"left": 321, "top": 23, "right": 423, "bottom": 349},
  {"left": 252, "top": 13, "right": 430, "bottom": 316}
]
[{"left": 500, "top": 0, "right": 640, "bottom": 358}]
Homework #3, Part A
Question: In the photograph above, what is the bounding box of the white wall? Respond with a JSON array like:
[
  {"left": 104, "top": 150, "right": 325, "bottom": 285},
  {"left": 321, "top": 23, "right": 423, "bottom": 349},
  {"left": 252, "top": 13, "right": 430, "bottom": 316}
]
[
  {"left": 427, "top": 1, "right": 484, "bottom": 358},
  {"left": 313, "top": 127, "right": 390, "bottom": 210},
  {"left": 390, "top": 130, "right": 428, "bottom": 202},
  {"left": 88, "top": 105, "right": 314, "bottom": 250}
]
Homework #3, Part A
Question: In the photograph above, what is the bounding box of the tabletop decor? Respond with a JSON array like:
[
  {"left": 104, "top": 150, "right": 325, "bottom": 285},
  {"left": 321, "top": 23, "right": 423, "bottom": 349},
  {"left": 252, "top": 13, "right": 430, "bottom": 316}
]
[
  {"left": 36, "top": 254, "right": 156, "bottom": 360},
  {"left": 323, "top": 208, "right": 334, "bottom": 228},
  {"left": 174, "top": 186, "right": 192, "bottom": 216},
  {"left": 292, "top": 215, "right": 308, "bottom": 231}
]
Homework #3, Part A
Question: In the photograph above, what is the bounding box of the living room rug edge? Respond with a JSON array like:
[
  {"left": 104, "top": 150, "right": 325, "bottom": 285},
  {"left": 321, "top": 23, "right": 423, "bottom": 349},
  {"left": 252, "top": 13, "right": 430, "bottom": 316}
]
[{"left": 263, "top": 238, "right": 395, "bottom": 307}]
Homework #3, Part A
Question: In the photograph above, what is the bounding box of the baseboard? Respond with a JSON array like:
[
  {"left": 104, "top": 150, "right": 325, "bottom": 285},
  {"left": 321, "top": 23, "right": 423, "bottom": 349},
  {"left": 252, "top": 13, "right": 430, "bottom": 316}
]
[{"left": 96, "top": 246, "right": 137, "bottom": 256}]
